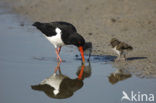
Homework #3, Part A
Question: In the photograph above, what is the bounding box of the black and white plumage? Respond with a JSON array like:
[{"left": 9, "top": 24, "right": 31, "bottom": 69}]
[
  {"left": 33, "top": 21, "right": 86, "bottom": 63},
  {"left": 31, "top": 72, "right": 83, "bottom": 99},
  {"left": 31, "top": 62, "right": 87, "bottom": 99},
  {"left": 110, "top": 38, "right": 133, "bottom": 61}
]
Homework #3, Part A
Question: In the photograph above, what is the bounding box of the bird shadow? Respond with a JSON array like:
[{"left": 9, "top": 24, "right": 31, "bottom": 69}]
[
  {"left": 75, "top": 55, "right": 116, "bottom": 63},
  {"left": 33, "top": 55, "right": 147, "bottom": 63},
  {"left": 75, "top": 54, "right": 147, "bottom": 63},
  {"left": 127, "top": 57, "right": 147, "bottom": 61},
  {"left": 91, "top": 55, "right": 116, "bottom": 62}
]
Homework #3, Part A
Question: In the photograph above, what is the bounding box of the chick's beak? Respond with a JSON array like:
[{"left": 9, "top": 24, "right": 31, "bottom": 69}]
[{"left": 78, "top": 46, "right": 85, "bottom": 64}]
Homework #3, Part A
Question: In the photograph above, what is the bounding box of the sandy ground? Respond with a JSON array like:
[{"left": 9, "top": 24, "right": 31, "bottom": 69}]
[{"left": 1, "top": 0, "right": 156, "bottom": 78}]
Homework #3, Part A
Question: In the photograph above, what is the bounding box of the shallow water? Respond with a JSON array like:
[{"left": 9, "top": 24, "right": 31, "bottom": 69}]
[{"left": 0, "top": 8, "right": 156, "bottom": 103}]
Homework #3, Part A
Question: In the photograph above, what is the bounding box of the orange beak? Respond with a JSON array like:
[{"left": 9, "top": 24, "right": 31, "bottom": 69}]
[
  {"left": 78, "top": 46, "right": 85, "bottom": 64},
  {"left": 78, "top": 65, "right": 85, "bottom": 80}
]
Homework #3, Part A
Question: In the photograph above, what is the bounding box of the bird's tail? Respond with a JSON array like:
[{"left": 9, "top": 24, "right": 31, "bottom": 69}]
[
  {"left": 31, "top": 84, "right": 52, "bottom": 91},
  {"left": 128, "top": 45, "right": 133, "bottom": 51},
  {"left": 31, "top": 84, "right": 44, "bottom": 91},
  {"left": 32, "top": 22, "right": 42, "bottom": 27}
]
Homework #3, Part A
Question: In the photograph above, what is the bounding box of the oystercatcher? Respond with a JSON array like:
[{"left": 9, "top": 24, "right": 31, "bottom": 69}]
[
  {"left": 110, "top": 38, "right": 133, "bottom": 61},
  {"left": 33, "top": 21, "right": 86, "bottom": 63}
]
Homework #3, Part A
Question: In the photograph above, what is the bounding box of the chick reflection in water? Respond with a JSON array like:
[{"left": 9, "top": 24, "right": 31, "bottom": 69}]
[
  {"left": 31, "top": 62, "right": 91, "bottom": 99},
  {"left": 108, "top": 69, "right": 131, "bottom": 84}
]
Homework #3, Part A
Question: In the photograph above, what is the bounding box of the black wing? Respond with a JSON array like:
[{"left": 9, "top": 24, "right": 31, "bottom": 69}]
[
  {"left": 51, "top": 21, "right": 79, "bottom": 44},
  {"left": 50, "top": 21, "right": 77, "bottom": 33},
  {"left": 33, "top": 21, "right": 77, "bottom": 37},
  {"left": 118, "top": 42, "right": 133, "bottom": 50}
]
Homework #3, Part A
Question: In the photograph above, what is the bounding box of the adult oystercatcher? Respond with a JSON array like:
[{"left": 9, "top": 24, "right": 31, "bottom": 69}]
[
  {"left": 33, "top": 21, "right": 86, "bottom": 63},
  {"left": 110, "top": 38, "right": 133, "bottom": 61}
]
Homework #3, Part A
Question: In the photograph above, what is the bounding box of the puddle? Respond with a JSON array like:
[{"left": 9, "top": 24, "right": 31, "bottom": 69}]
[{"left": 0, "top": 8, "right": 156, "bottom": 103}]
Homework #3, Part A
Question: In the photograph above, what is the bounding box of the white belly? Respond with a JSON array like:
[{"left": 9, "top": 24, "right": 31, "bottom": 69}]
[
  {"left": 113, "top": 46, "right": 120, "bottom": 55},
  {"left": 46, "top": 27, "right": 64, "bottom": 48},
  {"left": 46, "top": 36, "right": 64, "bottom": 48}
]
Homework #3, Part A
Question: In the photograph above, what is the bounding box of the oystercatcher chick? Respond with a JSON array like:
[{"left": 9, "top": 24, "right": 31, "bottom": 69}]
[
  {"left": 110, "top": 38, "right": 133, "bottom": 61},
  {"left": 33, "top": 21, "right": 86, "bottom": 63}
]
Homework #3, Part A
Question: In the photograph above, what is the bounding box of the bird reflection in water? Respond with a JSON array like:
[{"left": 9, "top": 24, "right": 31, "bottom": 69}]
[
  {"left": 76, "top": 62, "right": 91, "bottom": 80},
  {"left": 108, "top": 69, "right": 131, "bottom": 84},
  {"left": 31, "top": 62, "right": 91, "bottom": 99}
]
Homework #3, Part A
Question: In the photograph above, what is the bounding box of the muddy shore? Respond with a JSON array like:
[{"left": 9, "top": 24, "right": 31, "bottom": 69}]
[{"left": 1, "top": 0, "right": 156, "bottom": 77}]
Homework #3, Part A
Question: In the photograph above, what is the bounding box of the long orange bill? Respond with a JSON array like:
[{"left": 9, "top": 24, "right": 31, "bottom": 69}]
[
  {"left": 78, "top": 65, "right": 85, "bottom": 80},
  {"left": 78, "top": 46, "right": 85, "bottom": 64}
]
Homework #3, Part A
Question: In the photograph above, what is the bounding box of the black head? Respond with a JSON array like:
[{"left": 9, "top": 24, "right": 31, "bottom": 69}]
[
  {"left": 70, "top": 33, "right": 85, "bottom": 47},
  {"left": 69, "top": 33, "right": 86, "bottom": 63},
  {"left": 110, "top": 38, "right": 120, "bottom": 47}
]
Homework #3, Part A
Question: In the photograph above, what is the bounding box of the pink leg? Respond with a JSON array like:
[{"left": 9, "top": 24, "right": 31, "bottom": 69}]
[
  {"left": 54, "top": 62, "right": 61, "bottom": 73},
  {"left": 54, "top": 66, "right": 60, "bottom": 73},
  {"left": 58, "top": 47, "right": 61, "bottom": 53},
  {"left": 57, "top": 47, "right": 62, "bottom": 61},
  {"left": 55, "top": 48, "right": 62, "bottom": 62}
]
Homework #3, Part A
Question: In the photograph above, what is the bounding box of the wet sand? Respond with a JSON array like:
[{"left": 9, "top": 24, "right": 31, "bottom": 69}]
[{"left": 1, "top": 0, "right": 156, "bottom": 78}]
